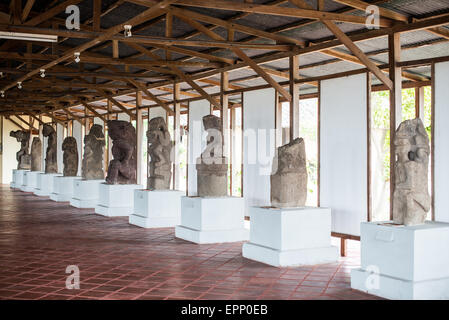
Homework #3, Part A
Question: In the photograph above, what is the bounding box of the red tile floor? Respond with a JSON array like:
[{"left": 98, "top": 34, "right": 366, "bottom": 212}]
[{"left": 0, "top": 185, "right": 379, "bottom": 300}]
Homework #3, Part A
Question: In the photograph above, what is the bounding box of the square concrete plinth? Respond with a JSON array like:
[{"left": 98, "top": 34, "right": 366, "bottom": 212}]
[
  {"left": 95, "top": 183, "right": 143, "bottom": 217},
  {"left": 50, "top": 176, "right": 81, "bottom": 202},
  {"left": 11, "top": 169, "right": 28, "bottom": 189},
  {"left": 34, "top": 173, "right": 62, "bottom": 196},
  {"left": 21, "top": 171, "right": 43, "bottom": 192},
  {"left": 351, "top": 221, "right": 449, "bottom": 300},
  {"left": 70, "top": 179, "right": 104, "bottom": 208},
  {"left": 129, "top": 190, "right": 184, "bottom": 228},
  {"left": 242, "top": 207, "right": 338, "bottom": 267},
  {"left": 175, "top": 196, "right": 249, "bottom": 244}
]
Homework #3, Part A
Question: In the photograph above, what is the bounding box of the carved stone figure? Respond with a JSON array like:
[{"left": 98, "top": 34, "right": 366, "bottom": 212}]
[
  {"left": 393, "top": 118, "right": 431, "bottom": 226},
  {"left": 43, "top": 124, "right": 58, "bottom": 174},
  {"left": 105, "top": 120, "right": 137, "bottom": 184},
  {"left": 10, "top": 130, "right": 31, "bottom": 170},
  {"left": 82, "top": 124, "right": 105, "bottom": 180},
  {"left": 62, "top": 137, "right": 78, "bottom": 177},
  {"left": 147, "top": 117, "right": 172, "bottom": 190},
  {"left": 270, "top": 137, "right": 308, "bottom": 207},
  {"left": 30, "top": 137, "right": 42, "bottom": 172},
  {"left": 196, "top": 115, "right": 228, "bottom": 197}
]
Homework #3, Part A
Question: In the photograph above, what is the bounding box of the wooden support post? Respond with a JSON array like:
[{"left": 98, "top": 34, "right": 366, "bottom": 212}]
[
  {"left": 173, "top": 82, "right": 181, "bottom": 190},
  {"left": 415, "top": 86, "right": 425, "bottom": 121},
  {"left": 93, "top": 0, "right": 101, "bottom": 32},
  {"left": 388, "top": 32, "right": 402, "bottom": 220},
  {"left": 107, "top": 99, "right": 112, "bottom": 171},
  {"left": 221, "top": 71, "right": 230, "bottom": 194},
  {"left": 340, "top": 238, "right": 347, "bottom": 257},
  {"left": 136, "top": 91, "right": 143, "bottom": 185},
  {"left": 112, "top": 40, "right": 119, "bottom": 59},
  {"left": 289, "top": 55, "right": 300, "bottom": 142}
]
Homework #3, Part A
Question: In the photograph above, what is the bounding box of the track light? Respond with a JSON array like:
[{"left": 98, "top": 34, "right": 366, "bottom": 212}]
[
  {"left": 17, "top": 81, "right": 22, "bottom": 89},
  {"left": 1, "top": 90, "right": 4, "bottom": 98},
  {"left": 40, "top": 69, "right": 46, "bottom": 78},
  {"left": 124, "top": 25, "right": 132, "bottom": 37},
  {"left": 74, "top": 52, "right": 80, "bottom": 63}
]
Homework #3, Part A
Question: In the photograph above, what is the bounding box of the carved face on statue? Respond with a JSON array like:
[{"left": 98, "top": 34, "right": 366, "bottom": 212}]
[
  {"left": 147, "top": 117, "right": 170, "bottom": 146},
  {"left": 393, "top": 118, "right": 430, "bottom": 226},
  {"left": 42, "top": 124, "right": 55, "bottom": 137}
]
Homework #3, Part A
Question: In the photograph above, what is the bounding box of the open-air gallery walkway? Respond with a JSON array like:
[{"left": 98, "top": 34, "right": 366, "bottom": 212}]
[{"left": 0, "top": 185, "right": 378, "bottom": 300}]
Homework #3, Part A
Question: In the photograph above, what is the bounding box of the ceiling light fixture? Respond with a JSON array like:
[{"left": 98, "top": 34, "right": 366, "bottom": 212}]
[
  {"left": 0, "top": 31, "right": 58, "bottom": 43},
  {"left": 74, "top": 52, "right": 80, "bottom": 63},
  {"left": 40, "top": 69, "right": 46, "bottom": 78},
  {"left": 1, "top": 90, "right": 4, "bottom": 98},
  {"left": 17, "top": 82, "right": 22, "bottom": 89},
  {"left": 124, "top": 25, "right": 132, "bottom": 37}
]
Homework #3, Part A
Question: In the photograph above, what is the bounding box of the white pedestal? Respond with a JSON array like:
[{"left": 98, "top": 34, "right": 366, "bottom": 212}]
[
  {"left": 11, "top": 169, "right": 28, "bottom": 189},
  {"left": 242, "top": 207, "right": 338, "bottom": 267},
  {"left": 70, "top": 179, "right": 105, "bottom": 208},
  {"left": 21, "top": 171, "right": 42, "bottom": 192},
  {"left": 95, "top": 183, "right": 143, "bottom": 217},
  {"left": 49, "top": 176, "right": 81, "bottom": 202},
  {"left": 351, "top": 221, "right": 449, "bottom": 300},
  {"left": 175, "top": 196, "right": 249, "bottom": 244},
  {"left": 129, "top": 190, "right": 184, "bottom": 228},
  {"left": 34, "top": 173, "right": 62, "bottom": 196}
]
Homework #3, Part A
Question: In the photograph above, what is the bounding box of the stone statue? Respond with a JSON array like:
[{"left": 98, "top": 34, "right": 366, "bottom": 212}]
[
  {"left": 393, "top": 118, "right": 431, "bottom": 226},
  {"left": 82, "top": 124, "right": 105, "bottom": 180},
  {"left": 62, "top": 137, "right": 78, "bottom": 177},
  {"left": 196, "top": 115, "right": 228, "bottom": 197},
  {"left": 30, "top": 137, "right": 42, "bottom": 171},
  {"left": 43, "top": 124, "right": 58, "bottom": 174},
  {"left": 10, "top": 130, "right": 31, "bottom": 170},
  {"left": 105, "top": 120, "right": 137, "bottom": 185},
  {"left": 270, "top": 137, "right": 308, "bottom": 207},
  {"left": 147, "top": 117, "right": 172, "bottom": 190}
]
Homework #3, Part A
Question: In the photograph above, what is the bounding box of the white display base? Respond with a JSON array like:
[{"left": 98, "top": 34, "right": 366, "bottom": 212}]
[
  {"left": 351, "top": 221, "right": 449, "bottom": 300},
  {"left": 242, "top": 206, "right": 338, "bottom": 267},
  {"left": 95, "top": 183, "right": 143, "bottom": 217},
  {"left": 50, "top": 176, "right": 81, "bottom": 202},
  {"left": 175, "top": 196, "right": 249, "bottom": 244},
  {"left": 129, "top": 190, "right": 184, "bottom": 228},
  {"left": 70, "top": 179, "right": 105, "bottom": 208},
  {"left": 21, "top": 171, "right": 42, "bottom": 192},
  {"left": 34, "top": 173, "right": 62, "bottom": 196},
  {"left": 11, "top": 169, "right": 28, "bottom": 189}
]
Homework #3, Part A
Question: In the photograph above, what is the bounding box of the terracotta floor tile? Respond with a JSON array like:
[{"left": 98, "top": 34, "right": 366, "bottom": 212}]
[{"left": 0, "top": 185, "right": 380, "bottom": 300}]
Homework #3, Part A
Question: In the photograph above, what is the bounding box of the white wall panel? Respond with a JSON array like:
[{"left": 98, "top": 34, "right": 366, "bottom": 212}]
[
  {"left": 243, "top": 88, "right": 276, "bottom": 216},
  {"left": 320, "top": 73, "right": 368, "bottom": 236},
  {"left": 434, "top": 61, "right": 449, "bottom": 222},
  {"left": 187, "top": 100, "right": 209, "bottom": 196},
  {"left": 1, "top": 119, "right": 19, "bottom": 183}
]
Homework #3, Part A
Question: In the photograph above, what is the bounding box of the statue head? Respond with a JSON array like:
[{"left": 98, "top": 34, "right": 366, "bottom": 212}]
[
  {"left": 89, "top": 124, "right": 104, "bottom": 139},
  {"left": 107, "top": 120, "right": 136, "bottom": 141},
  {"left": 202, "top": 115, "right": 222, "bottom": 132},
  {"left": 10, "top": 130, "right": 30, "bottom": 143},
  {"left": 147, "top": 117, "right": 170, "bottom": 145},
  {"left": 42, "top": 124, "right": 55, "bottom": 137},
  {"left": 62, "top": 136, "right": 77, "bottom": 152}
]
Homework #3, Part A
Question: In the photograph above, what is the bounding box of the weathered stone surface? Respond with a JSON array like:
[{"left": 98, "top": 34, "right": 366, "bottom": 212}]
[
  {"left": 30, "top": 137, "right": 42, "bottom": 171},
  {"left": 393, "top": 118, "right": 431, "bottom": 226},
  {"left": 9, "top": 130, "right": 31, "bottom": 170},
  {"left": 62, "top": 137, "right": 78, "bottom": 177},
  {"left": 43, "top": 124, "right": 58, "bottom": 174},
  {"left": 105, "top": 120, "right": 137, "bottom": 185},
  {"left": 147, "top": 117, "right": 172, "bottom": 190},
  {"left": 196, "top": 115, "right": 228, "bottom": 197},
  {"left": 82, "top": 124, "right": 105, "bottom": 180},
  {"left": 270, "top": 137, "right": 308, "bottom": 208}
]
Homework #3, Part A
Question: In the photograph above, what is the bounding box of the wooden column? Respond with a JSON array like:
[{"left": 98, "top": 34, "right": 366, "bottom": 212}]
[
  {"left": 415, "top": 86, "right": 425, "bottom": 121},
  {"left": 136, "top": 91, "right": 143, "bottom": 185},
  {"left": 173, "top": 82, "right": 181, "bottom": 190},
  {"left": 221, "top": 72, "right": 230, "bottom": 194},
  {"left": 388, "top": 32, "right": 402, "bottom": 219},
  {"left": 107, "top": 100, "right": 112, "bottom": 172},
  {"left": 275, "top": 91, "right": 282, "bottom": 148},
  {"left": 289, "top": 55, "right": 300, "bottom": 142}
]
